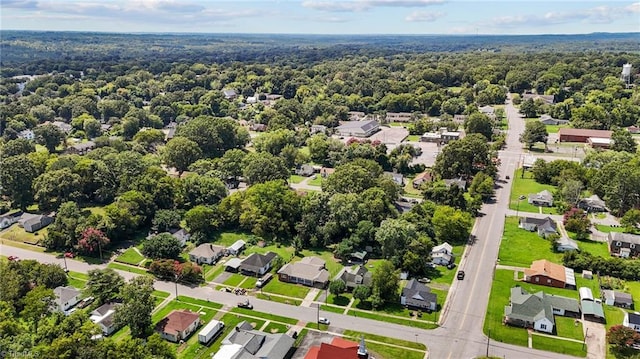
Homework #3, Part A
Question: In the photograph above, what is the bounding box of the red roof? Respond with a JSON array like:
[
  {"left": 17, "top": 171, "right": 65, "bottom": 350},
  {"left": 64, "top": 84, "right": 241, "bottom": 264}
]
[
  {"left": 558, "top": 128, "right": 612, "bottom": 138},
  {"left": 304, "top": 337, "right": 359, "bottom": 359},
  {"left": 155, "top": 310, "right": 200, "bottom": 335}
]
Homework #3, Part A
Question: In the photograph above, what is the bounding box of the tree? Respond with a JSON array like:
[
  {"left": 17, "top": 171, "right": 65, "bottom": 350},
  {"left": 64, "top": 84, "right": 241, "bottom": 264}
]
[
  {"left": 432, "top": 206, "right": 473, "bottom": 244},
  {"left": 563, "top": 207, "right": 591, "bottom": 240},
  {"left": 370, "top": 260, "right": 399, "bottom": 308},
  {"left": 85, "top": 268, "right": 125, "bottom": 305},
  {"left": 216, "top": 149, "right": 247, "bottom": 180},
  {"left": 322, "top": 162, "right": 378, "bottom": 194},
  {"left": 134, "top": 129, "right": 165, "bottom": 150},
  {"left": 433, "top": 134, "right": 495, "bottom": 180},
  {"left": 76, "top": 227, "right": 110, "bottom": 259},
  {"left": 611, "top": 128, "right": 638, "bottom": 153},
  {"left": 468, "top": 172, "right": 495, "bottom": 201},
  {"left": 1, "top": 138, "right": 36, "bottom": 158},
  {"left": 464, "top": 112, "right": 494, "bottom": 140},
  {"left": 558, "top": 179, "right": 584, "bottom": 207},
  {"left": 33, "top": 168, "right": 82, "bottom": 211},
  {"left": 115, "top": 276, "right": 155, "bottom": 338},
  {"left": 152, "top": 209, "right": 182, "bottom": 232},
  {"left": 184, "top": 205, "right": 218, "bottom": 236},
  {"left": 242, "top": 152, "right": 290, "bottom": 185},
  {"left": 608, "top": 325, "right": 640, "bottom": 349},
  {"left": 519, "top": 121, "right": 548, "bottom": 150},
  {"left": 176, "top": 116, "right": 249, "bottom": 157},
  {"left": 375, "top": 219, "right": 417, "bottom": 268},
  {"left": 329, "top": 279, "right": 346, "bottom": 297},
  {"left": 83, "top": 117, "right": 102, "bottom": 138},
  {"left": 20, "top": 286, "right": 55, "bottom": 332},
  {"left": 43, "top": 202, "right": 86, "bottom": 250},
  {"left": 0, "top": 154, "right": 37, "bottom": 209},
  {"left": 163, "top": 137, "right": 202, "bottom": 175},
  {"left": 353, "top": 285, "right": 371, "bottom": 302},
  {"left": 620, "top": 209, "right": 640, "bottom": 233},
  {"left": 34, "top": 123, "right": 65, "bottom": 152},
  {"left": 142, "top": 233, "right": 182, "bottom": 259},
  {"left": 519, "top": 98, "right": 538, "bottom": 118},
  {"left": 180, "top": 174, "right": 228, "bottom": 207}
]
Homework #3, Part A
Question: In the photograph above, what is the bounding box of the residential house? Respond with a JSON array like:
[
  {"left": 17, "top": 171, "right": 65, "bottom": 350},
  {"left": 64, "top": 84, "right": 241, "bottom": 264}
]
[
  {"left": 383, "top": 171, "right": 404, "bottom": 186},
  {"left": 0, "top": 211, "right": 23, "bottom": 229},
  {"left": 555, "top": 237, "right": 579, "bottom": 252},
  {"left": 579, "top": 287, "right": 594, "bottom": 302},
  {"left": 66, "top": 141, "right": 96, "bottom": 155},
  {"left": 335, "top": 120, "right": 380, "bottom": 138},
  {"left": 522, "top": 93, "right": 555, "bottom": 105},
  {"left": 224, "top": 258, "right": 243, "bottom": 273},
  {"left": 518, "top": 217, "right": 558, "bottom": 238},
  {"left": 90, "top": 302, "right": 121, "bottom": 335},
  {"left": 296, "top": 164, "right": 315, "bottom": 177},
  {"left": 504, "top": 287, "right": 580, "bottom": 334},
  {"left": 277, "top": 256, "right": 330, "bottom": 288},
  {"left": 524, "top": 259, "right": 576, "bottom": 289},
  {"left": 441, "top": 131, "right": 461, "bottom": 143},
  {"left": 240, "top": 252, "right": 277, "bottom": 276},
  {"left": 51, "top": 120, "right": 73, "bottom": 133},
  {"left": 558, "top": 128, "right": 612, "bottom": 143},
  {"left": 335, "top": 265, "right": 372, "bottom": 291},
  {"left": 348, "top": 111, "right": 367, "bottom": 121},
  {"left": 222, "top": 89, "right": 237, "bottom": 100},
  {"left": 213, "top": 320, "right": 295, "bottom": 359},
  {"left": 581, "top": 300, "right": 605, "bottom": 323},
  {"left": 401, "top": 279, "right": 437, "bottom": 311},
  {"left": 431, "top": 242, "right": 454, "bottom": 266},
  {"left": 168, "top": 228, "right": 190, "bottom": 247},
  {"left": 608, "top": 232, "right": 640, "bottom": 258},
  {"left": 386, "top": 112, "right": 414, "bottom": 122},
  {"left": 444, "top": 178, "right": 466, "bottom": 191},
  {"left": 320, "top": 167, "right": 335, "bottom": 178},
  {"left": 155, "top": 310, "right": 201, "bottom": 343},
  {"left": 479, "top": 105, "right": 495, "bottom": 118},
  {"left": 18, "top": 213, "right": 54, "bottom": 233},
  {"left": 310, "top": 124, "right": 327, "bottom": 134},
  {"left": 18, "top": 129, "right": 35, "bottom": 140},
  {"left": 304, "top": 336, "right": 370, "bottom": 359},
  {"left": 162, "top": 122, "right": 177, "bottom": 141},
  {"left": 577, "top": 195, "right": 607, "bottom": 213},
  {"left": 528, "top": 190, "right": 554, "bottom": 207},
  {"left": 227, "top": 240, "right": 246, "bottom": 256},
  {"left": 539, "top": 115, "right": 569, "bottom": 126},
  {"left": 53, "top": 286, "right": 81, "bottom": 313},
  {"left": 412, "top": 172, "right": 433, "bottom": 189},
  {"left": 250, "top": 123, "right": 267, "bottom": 132},
  {"left": 624, "top": 312, "right": 640, "bottom": 332},
  {"left": 602, "top": 290, "right": 633, "bottom": 309},
  {"left": 348, "top": 250, "right": 367, "bottom": 264},
  {"left": 420, "top": 131, "right": 442, "bottom": 143},
  {"left": 587, "top": 137, "right": 612, "bottom": 149},
  {"left": 188, "top": 243, "right": 226, "bottom": 265}
]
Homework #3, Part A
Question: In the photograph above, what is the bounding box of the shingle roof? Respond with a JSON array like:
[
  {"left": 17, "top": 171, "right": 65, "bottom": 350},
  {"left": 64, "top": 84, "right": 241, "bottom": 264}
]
[
  {"left": 558, "top": 128, "right": 612, "bottom": 138},
  {"left": 581, "top": 300, "right": 604, "bottom": 318},
  {"left": 402, "top": 279, "right": 437, "bottom": 309},
  {"left": 524, "top": 260, "right": 567, "bottom": 284},
  {"left": 336, "top": 119, "right": 379, "bottom": 133},
  {"left": 54, "top": 286, "right": 80, "bottom": 304},
  {"left": 608, "top": 232, "right": 640, "bottom": 246},
  {"left": 278, "top": 257, "right": 329, "bottom": 283},
  {"left": 155, "top": 310, "right": 200, "bottom": 335},
  {"left": 241, "top": 252, "right": 277, "bottom": 269},
  {"left": 189, "top": 243, "right": 225, "bottom": 259}
]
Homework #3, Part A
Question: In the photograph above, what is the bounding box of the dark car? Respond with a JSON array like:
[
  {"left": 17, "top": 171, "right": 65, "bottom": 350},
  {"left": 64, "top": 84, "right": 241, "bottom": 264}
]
[
  {"left": 237, "top": 300, "right": 253, "bottom": 309},
  {"left": 457, "top": 270, "right": 465, "bottom": 280},
  {"left": 447, "top": 263, "right": 456, "bottom": 270}
]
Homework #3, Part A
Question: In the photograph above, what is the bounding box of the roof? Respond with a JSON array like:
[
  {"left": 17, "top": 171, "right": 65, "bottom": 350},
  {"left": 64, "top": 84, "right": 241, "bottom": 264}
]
[
  {"left": 402, "top": 279, "right": 437, "bottom": 307},
  {"left": 225, "top": 257, "right": 243, "bottom": 269},
  {"left": 304, "top": 337, "right": 359, "bottom": 359},
  {"left": 556, "top": 237, "right": 579, "bottom": 250},
  {"left": 609, "top": 232, "right": 640, "bottom": 246},
  {"left": 520, "top": 216, "right": 557, "bottom": 233},
  {"left": 529, "top": 190, "right": 554, "bottom": 201},
  {"left": 218, "top": 321, "right": 294, "bottom": 359},
  {"left": 337, "top": 265, "right": 372, "bottom": 287},
  {"left": 614, "top": 291, "right": 633, "bottom": 305},
  {"left": 588, "top": 137, "right": 612, "bottom": 145},
  {"left": 336, "top": 119, "right": 379, "bottom": 133},
  {"left": 18, "top": 213, "right": 51, "bottom": 227},
  {"left": 505, "top": 287, "right": 580, "bottom": 325},
  {"left": 90, "top": 302, "right": 120, "bottom": 328},
  {"left": 558, "top": 128, "right": 612, "bottom": 139},
  {"left": 155, "top": 310, "right": 200, "bottom": 335},
  {"left": 189, "top": 243, "right": 225, "bottom": 259},
  {"left": 524, "top": 260, "right": 567, "bottom": 284},
  {"left": 581, "top": 300, "right": 604, "bottom": 318},
  {"left": 54, "top": 286, "right": 80, "bottom": 304},
  {"left": 443, "top": 178, "right": 466, "bottom": 190},
  {"left": 278, "top": 257, "right": 329, "bottom": 283},
  {"left": 228, "top": 240, "right": 246, "bottom": 251},
  {"left": 628, "top": 312, "right": 640, "bottom": 326},
  {"left": 241, "top": 252, "right": 277, "bottom": 269},
  {"left": 432, "top": 242, "right": 453, "bottom": 254},
  {"left": 579, "top": 287, "right": 594, "bottom": 301},
  {"left": 413, "top": 172, "right": 433, "bottom": 183}
]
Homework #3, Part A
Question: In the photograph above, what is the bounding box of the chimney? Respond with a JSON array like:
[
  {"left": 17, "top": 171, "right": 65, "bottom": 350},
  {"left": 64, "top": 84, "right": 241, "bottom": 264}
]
[{"left": 357, "top": 335, "right": 369, "bottom": 359}]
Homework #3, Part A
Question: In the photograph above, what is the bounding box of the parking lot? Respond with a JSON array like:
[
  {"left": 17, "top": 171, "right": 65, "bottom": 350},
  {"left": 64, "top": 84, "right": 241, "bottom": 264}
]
[
  {"left": 410, "top": 141, "right": 441, "bottom": 167},
  {"left": 369, "top": 126, "right": 409, "bottom": 145}
]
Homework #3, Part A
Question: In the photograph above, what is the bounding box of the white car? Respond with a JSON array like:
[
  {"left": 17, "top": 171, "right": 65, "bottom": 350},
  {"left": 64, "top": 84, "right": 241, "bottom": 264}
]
[{"left": 318, "top": 317, "right": 330, "bottom": 325}]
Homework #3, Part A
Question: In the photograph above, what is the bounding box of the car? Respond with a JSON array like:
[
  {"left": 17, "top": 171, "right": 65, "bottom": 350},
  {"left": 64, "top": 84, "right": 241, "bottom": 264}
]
[
  {"left": 505, "top": 175, "right": 510, "bottom": 180},
  {"left": 446, "top": 263, "right": 456, "bottom": 270},
  {"left": 237, "top": 300, "right": 253, "bottom": 309},
  {"left": 417, "top": 277, "right": 431, "bottom": 283},
  {"left": 457, "top": 270, "right": 465, "bottom": 280},
  {"left": 318, "top": 317, "right": 330, "bottom": 325},
  {"left": 7, "top": 256, "right": 18, "bottom": 261},
  {"left": 77, "top": 296, "right": 95, "bottom": 309}
]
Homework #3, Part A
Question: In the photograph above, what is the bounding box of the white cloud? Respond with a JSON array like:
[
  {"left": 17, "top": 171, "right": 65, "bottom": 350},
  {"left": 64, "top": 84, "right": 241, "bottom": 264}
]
[
  {"left": 627, "top": 2, "right": 640, "bottom": 13},
  {"left": 302, "top": 0, "right": 444, "bottom": 13},
  {"left": 405, "top": 10, "right": 444, "bottom": 22}
]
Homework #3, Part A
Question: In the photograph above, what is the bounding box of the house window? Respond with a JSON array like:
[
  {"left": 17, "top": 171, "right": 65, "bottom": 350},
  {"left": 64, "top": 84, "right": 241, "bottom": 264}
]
[
  {"left": 547, "top": 279, "right": 551, "bottom": 284},
  {"left": 535, "top": 277, "right": 539, "bottom": 282},
  {"left": 632, "top": 244, "right": 636, "bottom": 249},
  {"left": 540, "top": 324, "right": 547, "bottom": 330},
  {"left": 616, "top": 242, "right": 622, "bottom": 246}
]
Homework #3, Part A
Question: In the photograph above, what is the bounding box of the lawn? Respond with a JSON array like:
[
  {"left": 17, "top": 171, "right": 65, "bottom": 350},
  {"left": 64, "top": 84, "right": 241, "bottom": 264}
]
[
  {"left": 230, "top": 307, "right": 298, "bottom": 325},
  {"left": 239, "top": 276, "right": 257, "bottom": 289},
  {"left": 509, "top": 169, "right": 558, "bottom": 215},
  {"left": 325, "top": 293, "right": 352, "bottom": 306},
  {"left": 262, "top": 322, "right": 288, "bottom": 334},
  {"left": 342, "top": 330, "right": 426, "bottom": 351},
  {"left": 555, "top": 316, "right": 584, "bottom": 341},
  {"left": 320, "top": 304, "right": 346, "bottom": 314},
  {"left": 405, "top": 135, "right": 421, "bottom": 142},
  {"left": 296, "top": 248, "right": 344, "bottom": 277},
  {"left": 545, "top": 124, "right": 569, "bottom": 134},
  {"left": 388, "top": 122, "right": 407, "bottom": 127},
  {"left": 576, "top": 239, "right": 610, "bottom": 258},
  {"left": 256, "top": 293, "right": 302, "bottom": 306},
  {"left": 531, "top": 335, "right": 586, "bottom": 357},
  {"left": 1, "top": 225, "right": 48, "bottom": 245},
  {"left": 152, "top": 300, "right": 203, "bottom": 323},
  {"left": 209, "top": 230, "right": 253, "bottom": 246},
  {"left": 67, "top": 271, "right": 88, "bottom": 289},
  {"left": 243, "top": 243, "right": 295, "bottom": 261},
  {"left": 430, "top": 244, "right": 465, "bottom": 285},
  {"left": 261, "top": 279, "right": 310, "bottom": 299},
  {"left": 596, "top": 225, "right": 626, "bottom": 234},
  {"left": 203, "top": 264, "right": 225, "bottom": 282},
  {"left": 346, "top": 308, "right": 438, "bottom": 330},
  {"left": 107, "top": 262, "right": 150, "bottom": 275},
  {"left": 175, "top": 295, "right": 222, "bottom": 310},
  {"left": 115, "top": 248, "right": 145, "bottom": 265},
  {"left": 223, "top": 273, "right": 246, "bottom": 287},
  {"left": 624, "top": 281, "right": 640, "bottom": 310},
  {"left": 288, "top": 175, "right": 306, "bottom": 184},
  {"left": 307, "top": 176, "right": 323, "bottom": 187},
  {"left": 498, "top": 216, "right": 563, "bottom": 267}
]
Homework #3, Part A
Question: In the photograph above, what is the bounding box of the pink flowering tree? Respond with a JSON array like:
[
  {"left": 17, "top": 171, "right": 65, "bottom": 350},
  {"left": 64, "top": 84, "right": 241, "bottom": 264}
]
[{"left": 77, "top": 227, "right": 110, "bottom": 259}]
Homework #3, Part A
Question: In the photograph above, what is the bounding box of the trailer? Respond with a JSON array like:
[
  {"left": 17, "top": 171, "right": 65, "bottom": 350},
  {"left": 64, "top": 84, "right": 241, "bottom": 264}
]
[{"left": 197, "top": 320, "right": 224, "bottom": 345}]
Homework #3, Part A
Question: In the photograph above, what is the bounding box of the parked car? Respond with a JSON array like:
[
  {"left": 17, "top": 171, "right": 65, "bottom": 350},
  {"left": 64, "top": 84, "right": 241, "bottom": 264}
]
[
  {"left": 318, "top": 317, "right": 330, "bottom": 325},
  {"left": 77, "top": 296, "right": 95, "bottom": 309},
  {"left": 505, "top": 175, "right": 510, "bottom": 180},
  {"left": 457, "top": 270, "right": 466, "bottom": 280},
  {"left": 256, "top": 273, "right": 273, "bottom": 288},
  {"left": 417, "top": 277, "right": 431, "bottom": 283},
  {"left": 447, "top": 263, "right": 456, "bottom": 270},
  {"left": 237, "top": 300, "right": 253, "bottom": 309}
]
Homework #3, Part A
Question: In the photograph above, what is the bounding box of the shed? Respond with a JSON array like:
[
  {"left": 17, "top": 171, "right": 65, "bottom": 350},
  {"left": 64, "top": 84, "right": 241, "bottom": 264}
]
[
  {"left": 581, "top": 300, "right": 605, "bottom": 323},
  {"left": 227, "top": 240, "right": 246, "bottom": 256},
  {"left": 582, "top": 270, "right": 593, "bottom": 279},
  {"left": 579, "top": 287, "right": 594, "bottom": 302},
  {"left": 224, "top": 258, "right": 242, "bottom": 272}
]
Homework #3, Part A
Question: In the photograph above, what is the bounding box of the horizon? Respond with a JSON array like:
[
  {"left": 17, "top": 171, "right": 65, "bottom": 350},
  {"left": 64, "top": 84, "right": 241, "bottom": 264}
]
[{"left": 2, "top": 0, "right": 639, "bottom": 35}]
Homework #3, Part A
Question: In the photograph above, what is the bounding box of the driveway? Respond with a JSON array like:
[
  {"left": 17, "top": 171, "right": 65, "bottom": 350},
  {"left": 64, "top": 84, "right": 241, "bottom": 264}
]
[{"left": 582, "top": 318, "right": 606, "bottom": 359}]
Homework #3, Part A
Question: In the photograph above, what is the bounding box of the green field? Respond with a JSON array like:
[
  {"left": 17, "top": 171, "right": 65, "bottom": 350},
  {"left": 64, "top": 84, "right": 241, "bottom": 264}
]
[
  {"left": 576, "top": 239, "right": 610, "bottom": 258},
  {"left": 67, "top": 271, "right": 89, "bottom": 289},
  {"left": 307, "top": 176, "right": 323, "bottom": 186},
  {"left": 342, "top": 330, "right": 426, "bottom": 351},
  {"left": 288, "top": 175, "right": 306, "bottom": 184},
  {"left": 261, "top": 279, "right": 311, "bottom": 299},
  {"left": 405, "top": 135, "right": 421, "bottom": 142},
  {"left": 498, "top": 217, "right": 563, "bottom": 267},
  {"left": 107, "top": 262, "right": 150, "bottom": 275},
  {"left": 346, "top": 308, "right": 437, "bottom": 330},
  {"left": 531, "top": 335, "right": 586, "bottom": 357},
  {"left": 545, "top": 124, "right": 569, "bottom": 134},
  {"left": 256, "top": 293, "right": 302, "bottom": 306},
  {"left": 555, "top": 316, "right": 584, "bottom": 341},
  {"left": 115, "top": 248, "right": 145, "bottom": 265},
  {"left": 509, "top": 169, "right": 558, "bottom": 215},
  {"left": 223, "top": 273, "right": 246, "bottom": 287},
  {"left": 595, "top": 225, "right": 627, "bottom": 234},
  {"left": 230, "top": 307, "right": 298, "bottom": 325},
  {"left": 1, "top": 225, "right": 47, "bottom": 245}
]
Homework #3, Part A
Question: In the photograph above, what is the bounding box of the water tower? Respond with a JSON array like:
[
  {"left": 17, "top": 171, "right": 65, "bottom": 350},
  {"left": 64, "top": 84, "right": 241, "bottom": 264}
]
[{"left": 621, "top": 63, "right": 632, "bottom": 85}]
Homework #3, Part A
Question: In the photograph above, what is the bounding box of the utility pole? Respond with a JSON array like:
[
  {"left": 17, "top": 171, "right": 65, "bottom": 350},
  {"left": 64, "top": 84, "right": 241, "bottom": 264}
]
[{"left": 486, "top": 329, "right": 490, "bottom": 357}]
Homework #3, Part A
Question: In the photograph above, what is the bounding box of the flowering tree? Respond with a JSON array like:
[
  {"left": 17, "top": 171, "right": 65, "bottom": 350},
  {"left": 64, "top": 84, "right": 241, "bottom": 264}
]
[{"left": 77, "top": 227, "right": 110, "bottom": 258}]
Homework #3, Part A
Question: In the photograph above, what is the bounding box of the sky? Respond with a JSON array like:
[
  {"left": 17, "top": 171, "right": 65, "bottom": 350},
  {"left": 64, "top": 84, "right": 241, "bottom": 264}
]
[{"left": 1, "top": 0, "right": 639, "bottom": 35}]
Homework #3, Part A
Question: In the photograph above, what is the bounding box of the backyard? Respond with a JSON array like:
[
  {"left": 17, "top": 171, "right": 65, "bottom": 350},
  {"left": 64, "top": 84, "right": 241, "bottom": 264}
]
[
  {"left": 498, "top": 217, "right": 563, "bottom": 267},
  {"left": 509, "top": 168, "right": 559, "bottom": 215}
]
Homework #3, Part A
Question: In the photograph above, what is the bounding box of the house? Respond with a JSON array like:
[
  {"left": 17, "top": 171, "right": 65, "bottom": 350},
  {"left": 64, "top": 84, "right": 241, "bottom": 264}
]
[
  {"left": 522, "top": 93, "right": 555, "bottom": 105},
  {"left": 401, "top": 278, "right": 437, "bottom": 311},
  {"left": 224, "top": 257, "right": 243, "bottom": 273},
  {"left": 577, "top": 195, "right": 607, "bottom": 213},
  {"left": 453, "top": 114, "right": 467, "bottom": 124},
  {"left": 277, "top": 256, "right": 330, "bottom": 288},
  {"left": 156, "top": 310, "right": 201, "bottom": 343},
  {"left": 539, "top": 115, "right": 569, "bottom": 126},
  {"left": 479, "top": 105, "right": 495, "bottom": 117},
  {"left": 188, "top": 243, "right": 226, "bottom": 265},
  {"left": 558, "top": 128, "right": 612, "bottom": 143},
  {"left": 556, "top": 237, "right": 579, "bottom": 252},
  {"left": 420, "top": 132, "right": 442, "bottom": 143},
  {"left": 383, "top": 171, "right": 404, "bottom": 186},
  {"left": 587, "top": 137, "right": 612, "bottom": 149},
  {"left": 624, "top": 312, "right": 640, "bottom": 332},
  {"left": 227, "top": 240, "right": 246, "bottom": 256},
  {"left": 348, "top": 250, "right": 367, "bottom": 264},
  {"left": 240, "top": 252, "right": 277, "bottom": 276},
  {"left": 90, "top": 302, "right": 121, "bottom": 335},
  {"left": 608, "top": 232, "right": 640, "bottom": 258},
  {"left": 168, "top": 228, "right": 190, "bottom": 246},
  {"left": 66, "top": 141, "right": 96, "bottom": 155},
  {"left": 431, "top": 242, "right": 454, "bottom": 266},
  {"left": 441, "top": 131, "right": 461, "bottom": 143},
  {"left": 213, "top": 320, "right": 295, "bottom": 359},
  {"left": 304, "top": 336, "right": 370, "bottom": 359},
  {"left": 602, "top": 290, "right": 633, "bottom": 309},
  {"left": 524, "top": 259, "right": 576, "bottom": 289},
  {"left": 320, "top": 167, "right": 335, "bottom": 178},
  {"left": 348, "top": 111, "right": 367, "bottom": 121},
  {"left": 518, "top": 217, "right": 558, "bottom": 238},
  {"left": 296, "top": 164, "right": 315, "bottom": 177},
  {"left": 18, "top": 213, "right": 54, "bottom": 233},
  {"left": 0, "top": 211, "right": 23, "bottom": 229},
  {"left": 444, "top": 178, "right": 466, "bottom": 191},
  {"left": 162, "top": 122, "right": 177, "bottom": 141},
  {"left": 504, "top": 287, "right": 580, "bottom": 334},
  {"left": 311, "top": 124, "right": 328, "bottom": 134},
  {"left": 412, "top": 172, "right": 433, "bottom": 189},
  {"left": 222, "top": 89, "right": 237, "bottom": 100},
  {"left": 335, "top": 120, "right": 380, "bottom": 138},
  {"left": 250, "top": 123, "right": 267, "bottom": 132},
  {"left": 51, "top": 120, "right": 73, "bottom": 133},
  {"left": 581, "top": 299, "right": 605, "bottom": 323},
  {"left": 18, "top": 129, "right": 35, "bottom": 140},
  {"left": 335, "top": 265, "right": 372, "bottom": 291},
  {"left": 528, "top": 190, "right": 554, "bottom": 207},
  {"left": 53, "top": 286, "right": 81, "bottom": 312}
]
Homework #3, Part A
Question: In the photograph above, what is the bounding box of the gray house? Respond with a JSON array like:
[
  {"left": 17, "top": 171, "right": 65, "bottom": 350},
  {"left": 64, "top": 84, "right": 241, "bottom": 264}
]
[
  {"left": 90, "top": 302, "right": 121, "bottom": 335},
  {"left": 277, "top": 257, "right": 330, "bottom": 288},
  {"left": 240, "top": 252, "right": 277, "bottom": 276},
  {"left": 18, "top": 213, "right": 54, "bottom": 233},
  {"left": 0, "top": 211, "right": 23, "bottom": 229},
  {"left": 401, "top": 279, "right": 437, "bottom": 311},
  {"left": 528, "top": 190, "right": 554, "bottom": 207},
  {"left": 53, "top": 286, "right": 81, "bottom": 313},
  {"left": 189, "top": 244, "right": 226, "bottom": 265},
  {"left": 213, "top": 321, "right": 294, "bottom": 359},
  {"left": 226, "top": 240, "right": 246, "bottom": 256},
  {"left": 539, "top": 115, "right": 569, "bottom": 126},
  {"left": 602, "top": 290, "right": 633, "bottom": 309},
  {"left": 608, "top": 232, "right": 640, "bottom": 258},
  {"left": 519, "top": 217, "right": 558, "bottom": 238},
  {"left": 504, "top": 287, "right": 580, "bottom": 334},
  {"left": 335, "top": 265, "right": 372, "bottom": 291},
  {"left": 577, "top": 195, "right": 607, "bottom": 213}
]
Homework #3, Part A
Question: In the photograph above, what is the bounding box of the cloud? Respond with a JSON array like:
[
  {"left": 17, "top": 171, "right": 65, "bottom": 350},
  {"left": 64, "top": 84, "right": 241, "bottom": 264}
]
[
  {"left": 627, "top": 2, "right": 640, "bottom": 13},
  {"left": 405, "top": 10, "right": 444, "bottom": 22},
  {"left": 1, "top": 0, "right": 38, "bottom": 9},
  {"left": 302, "top": 0, "right": 444, "bottom": 13}
]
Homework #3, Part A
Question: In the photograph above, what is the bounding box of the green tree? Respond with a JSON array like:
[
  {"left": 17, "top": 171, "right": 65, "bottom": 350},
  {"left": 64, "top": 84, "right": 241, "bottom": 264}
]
[
  {"left": 329, "top": 279, "right": 347, "bottom": 297},
  {"left": 620, "top": 209, "right": 640, "bottom": 233},
  {"left": 43, "top": 201, "right": 85, "bottom": 250},
  {"left": 176, "top": 116, "right": 249, "bottom": 157},
  {"left": 1, "top": 138, "right": 36, "bottom": 158},
  {"left": 242, "top": 152, "right": 290, "bottom": 185},
  {"left": 519, "top": 98, "right": 538, "bottom": 118},
  {"left": 370, "top": 260, "right": 399, "bottom": 308},
  {"left": 322, "top": 162, "right": 378, "bottom": 194},
  {"left": 216, "top": 148, "right": 247, "bottom": 180},
  {"left": 33, "top": 168, "right": 82, "bottom": 211},
  {"left": 375, "top": 219, "right": 417, "bottom": 268},
  {"left": 34, "top": 123, "right": 65, "bottom": 152},
  {"left": 134, "top": 129, "right": 166, "bottom": 150},
  {"left": 563, "top": 208, "right": 591, "bottom": 240},
  {"left": 611, "top": 128, "right": 637, "bottom": 153},
  {"left": 468, "top": 172, "right": 495, "bottom": 201},
  {"left": 432, "top": 206, "right": 473, "bottom": 244},
  {"left": 85, "top": 268, "right": 125, "bottom": 305},
  {"left": 0, "top": 154, "right": 37, "bottom": 209},
  {"left": 142, "top": 233, "right": 182, "bottom": 259},
  {"left": 180, "top": 174, "right": 228, "bottom": 207},
  {"left": 464, "top": 112, "right": 494, "bottom": 140},
  {"left": 353, "top": 285, "right": 371, "bottom": 302},
  {"left": 519, "top": 121, "right": 548, "bottom": 150},
  {"left": 184, "top": 205, "right": 219, "bottom": 236},
  {"left": 115, "top": 276, "right": 155, "bottom": 338},
  {"left": 20, "top": 286, "right": 55, "bottom": 332},
  {"left": 83, "top": 117, "right": 102, "bottom": 138},
  {"left": 152, "top": 209, "right": 182, "bottom": 232},
  {"left": 433, "top": 134, "right": 495, "bottom": 180},
  {"left": 163, "top": 137, "right": 202, "bottom": 175}
]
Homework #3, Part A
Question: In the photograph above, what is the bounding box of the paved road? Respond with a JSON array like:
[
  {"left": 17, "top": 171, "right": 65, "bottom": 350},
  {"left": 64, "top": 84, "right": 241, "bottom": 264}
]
[{"left": 0, "top": 95, "right": 580, "bottom": 359}]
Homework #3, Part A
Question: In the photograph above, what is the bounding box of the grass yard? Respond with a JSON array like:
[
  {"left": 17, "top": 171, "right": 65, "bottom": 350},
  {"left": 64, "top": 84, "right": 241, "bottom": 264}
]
[
  {"left": 261, "top": 279, "right": 310, "bottom": 299},
  {"left": 320, "top": 304, "right": 346, "bottom": 314},
  {"left": 152, "top": 300, "right": 203, "bottom": 323},
  {"left": 595, "top": 225, "right": 626, "bottom": 234},
  {"left": 498, "top": 216, "right": 563, "bottom": 267},
  {"left": 243, "top": 243, "right": 295, "bottom": 261},
  {"left": 545, "top": 124, "right": 569, "bottom": 134},
  {"left": 509, "top": 169, "right": 558, "bottom": 215},
  {"left": 555, "top": 316, "right": 584, "bottom": 341},
  {"left": 430, "top": 244, "right": 465, "bottom": 285},
  {"left": 107, "top": 262, "right": 150, "bottom": 276},
  {"left": 343, "top": 330, "right": 426, "bottom": 351},
  {"left": 288, "top": 175, "right": 306, "bottom": 184},
  {"left": 576, "top": 239, "right": 610, "bottom": 258},
  {"left": 405, "top": 135, "right": 421, "bottom": 142},
  {"left": 1, "top": 225, "right": 47, "bottom": 245},
  {"left": 403, "top": 179, "right": 422, "bottom": 197},
  {"left": 388, "top": 122, "right": 407, "bottom": 127},
  {"left": 325, "top": 293, "right": 352, "bottom": 306},
  {"left": 307, "top": 176, "right": 323, "bottom": 187},
  {"left": 209, "top": 230, "right": 253, "bottom": 246},
  {"left": 296, "top": 249, "right": 344, "bottom": 277},
  {"left": 223, "top": 273, "right": 247, "bottom": 287},
  {"left": 341, "top": 330, "right": 426, "bottom": 359},
  {"left": 346, "top": 308, "right": 438, "bottom": 330},
  {"left": 203, "top": 264, "right": 225, "bottom": 282},
  {"left": 115, "top": 248, "right": 145, "bottom": 265},
  {"left": 531, "top": 335, "right": 586, "bottom": 357},
  {"left": 624, "top": 281, "right": 640, "bottom": 310},
  {"left": 231, "top": 307, "right": 298, "bottom": 325},
  {"left": 239, "top": 276, "right": 257, "bottom": 289},
  {"left": 262, "top": 322, "right": 288, "bottom": 334},
  {"left": 67, "top": 271, "right": 88, "bottom": 289},
  {"left": 256, "top": 292, "right": 302, "bottom": 306}
]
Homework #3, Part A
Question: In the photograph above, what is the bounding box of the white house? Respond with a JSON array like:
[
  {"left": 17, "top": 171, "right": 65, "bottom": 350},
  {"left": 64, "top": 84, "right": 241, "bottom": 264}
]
[
  {"left": 53, "top": 286, "right": 81, "bottom": 313},
  {"left": 226, "top": 240, "right": 246, "bottom": 256},
  {"left": 90, "top": 303, "right": 121, "bottom": 335},
  {"left": 431, "top": 242, "right": 454, "bottom": 266},
  {"left": 188, "top": 244, "right": 226, "bottom": 265}
]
